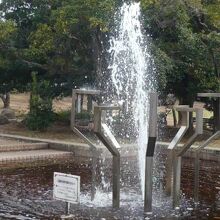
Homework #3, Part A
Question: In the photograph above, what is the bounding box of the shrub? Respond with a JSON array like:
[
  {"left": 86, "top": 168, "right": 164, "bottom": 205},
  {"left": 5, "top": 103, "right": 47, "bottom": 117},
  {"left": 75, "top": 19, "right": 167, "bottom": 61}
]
[
  {"left": 54, "top": 110, "right": 71, "bottom": 124},
  {"left": 75, "top": 111, "right": 93, "bottom": 121},
  {"left": 26, "top": 73, "right": 54, "bottom": 131}
]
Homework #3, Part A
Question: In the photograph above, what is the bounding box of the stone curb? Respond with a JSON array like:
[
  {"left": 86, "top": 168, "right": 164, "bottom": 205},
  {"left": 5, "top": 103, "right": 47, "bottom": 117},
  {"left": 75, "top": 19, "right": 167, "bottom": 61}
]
[
  {"left": 0, "top": 142, "right": 48, "bottom": 152},
  {"left": 0, "top": 133, "right": 98, "bottom": 158},
  {"left": 0, "top": 133, "right": 219, "bottom": 161}
]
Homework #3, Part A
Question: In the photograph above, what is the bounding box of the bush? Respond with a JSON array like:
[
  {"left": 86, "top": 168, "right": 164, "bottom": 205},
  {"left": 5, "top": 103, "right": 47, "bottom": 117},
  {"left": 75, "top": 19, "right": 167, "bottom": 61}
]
[
  {"left": 75, "top": 111, "right": 93, "bottom": 121},
  {"left": 54, "top": 110, "right": 71, "bottom": 124},
  {"left": 26, "top": 73, "right": 54, "bottom": 131}
]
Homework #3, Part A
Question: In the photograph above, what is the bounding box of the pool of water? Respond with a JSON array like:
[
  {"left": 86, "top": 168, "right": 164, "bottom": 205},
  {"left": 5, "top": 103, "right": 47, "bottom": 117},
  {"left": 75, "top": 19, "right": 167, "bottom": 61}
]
[{"left": 0, "top": 155, "right": 219, "bottom": 219}]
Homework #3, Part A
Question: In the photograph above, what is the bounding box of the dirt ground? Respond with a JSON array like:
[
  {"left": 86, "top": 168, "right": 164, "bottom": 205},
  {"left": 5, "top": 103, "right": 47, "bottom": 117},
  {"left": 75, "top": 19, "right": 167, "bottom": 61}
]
[
  {"left": 0, "top": 93, "right": 219, "bottom": 148},
  {"left": 0, "top": 93, "right": 82, "bottom": 142},
  {"left": 0, "top": 93, "right": 72, "bottom": 116},
  {"left": 0, "top": 121, "right": 84, "bottom": 142}
]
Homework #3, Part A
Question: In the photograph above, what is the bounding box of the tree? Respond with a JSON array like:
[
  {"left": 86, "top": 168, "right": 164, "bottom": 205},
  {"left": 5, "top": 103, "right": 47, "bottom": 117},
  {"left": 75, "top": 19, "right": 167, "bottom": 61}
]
[
  {"left": 0, "top": 0, "right": 117, "bottom": 100},
  {"left": 26, "top": 72, "right": 54, "bottom": 131},
  {"left": 0, "top": 20, "right": 17, "bottom": 108},
  {"left": 2, "top": 0, "right": 218, "bottom": 113},
  {"left": 24, "top": 0, "right": 117, "bottom": 92},
  {"left": 141, "top": 0, "right": 220, "bottom": 104}
]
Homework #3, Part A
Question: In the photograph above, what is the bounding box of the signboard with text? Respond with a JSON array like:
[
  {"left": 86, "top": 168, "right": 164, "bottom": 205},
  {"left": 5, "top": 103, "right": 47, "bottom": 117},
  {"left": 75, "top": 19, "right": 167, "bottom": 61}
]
[{"left": 53, "top": 172, "right": 80, "bottom": 204}]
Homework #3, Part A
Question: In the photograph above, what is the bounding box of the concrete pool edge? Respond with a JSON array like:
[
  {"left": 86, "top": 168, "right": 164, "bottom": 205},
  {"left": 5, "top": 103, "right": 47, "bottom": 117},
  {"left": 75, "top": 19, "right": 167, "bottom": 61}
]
[{"left": 0, "top": 133, "right": 219, "bottom": 162}]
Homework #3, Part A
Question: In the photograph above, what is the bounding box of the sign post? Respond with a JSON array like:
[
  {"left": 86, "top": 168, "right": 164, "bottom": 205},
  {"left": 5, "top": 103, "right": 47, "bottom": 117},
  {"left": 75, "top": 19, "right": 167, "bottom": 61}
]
[{"left": 53, "top": 172, "right": 80, "bottom": 216}]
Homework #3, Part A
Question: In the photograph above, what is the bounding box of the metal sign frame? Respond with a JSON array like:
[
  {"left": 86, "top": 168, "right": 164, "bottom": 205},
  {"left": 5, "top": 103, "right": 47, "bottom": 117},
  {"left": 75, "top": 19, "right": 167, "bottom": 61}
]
[
  {"left": 172, "top": 107, "right": 203, "bottom": 208},
  {"left": 93, "top": 105, "right": 121, "bottom": 209},
  {"left": 165, "top": 105, "right": 190, "bottom": 195},
  {"left": 70, "top": 89, "right": 100, "bottom": 201},
  {"left": 71, "top": 89, "right": 101, "bottom": 130},
  {"left": 53, "top": 172, "right": 80, "bottom": 204},
  {"left": 144, "top": 93, "right": 158, "bottom": 213},
  {"left": 194, "top": 130, "right": 220, "bottom": 202}
]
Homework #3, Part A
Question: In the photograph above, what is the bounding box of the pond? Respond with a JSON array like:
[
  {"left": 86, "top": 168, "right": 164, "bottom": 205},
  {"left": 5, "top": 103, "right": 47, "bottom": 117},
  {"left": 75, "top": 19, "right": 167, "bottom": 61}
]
[{"left": 0, "top": 155, "right": 219, "bottom": 220}]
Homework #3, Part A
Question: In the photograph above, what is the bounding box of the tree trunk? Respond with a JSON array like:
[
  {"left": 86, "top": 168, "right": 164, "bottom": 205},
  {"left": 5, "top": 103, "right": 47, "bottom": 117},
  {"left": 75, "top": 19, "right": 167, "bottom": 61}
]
[
  {"left": 0, "top": 92, "right": 10, "bottom": 108},
  {"left": 4, "top": 92, "right": 10, "bottom": 108},
  {"left": 210, "top": 49, "right": 219, "bottom": 79}
]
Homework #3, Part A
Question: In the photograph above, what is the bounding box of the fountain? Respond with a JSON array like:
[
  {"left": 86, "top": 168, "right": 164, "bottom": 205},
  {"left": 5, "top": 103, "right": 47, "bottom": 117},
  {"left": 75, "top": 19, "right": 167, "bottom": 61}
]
[
  {"left": 0, "top": 1, "right": 219, "bottom": 219},
  {"left": 68, "top": 2, "right": 159, "bottom": 211},
  {"left": 105, "top": 1, "right": 156, "bottom": 197}
]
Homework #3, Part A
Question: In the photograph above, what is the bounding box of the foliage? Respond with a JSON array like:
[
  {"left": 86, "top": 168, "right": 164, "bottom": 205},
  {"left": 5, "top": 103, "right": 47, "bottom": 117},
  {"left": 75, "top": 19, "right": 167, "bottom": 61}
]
[
  {"left": 0, "top": 20, "right": 17, "bottom": 92},
  {"left": 0, "top": 20, "right": 17, "bottom": 46},
  {"left": 0, "top": 0, "right": 220, "bottom": 110},
  {"left": 202, "top": 0, "right": 220, "bottom": 28},
  {"left": 75, "top": 111, "right": 93, "bottom": 121},
  {"left": 54, "top": 110, "right": 71, "bottom": 124},
  {"left": 26, "top": 73, "right": 54, "bottom": 131},
  {"left": 141, "top": 0, "right": 220, "bottom": 104},
  {"left": 0, "top": 0, "right": 116, "bottom": 98}
]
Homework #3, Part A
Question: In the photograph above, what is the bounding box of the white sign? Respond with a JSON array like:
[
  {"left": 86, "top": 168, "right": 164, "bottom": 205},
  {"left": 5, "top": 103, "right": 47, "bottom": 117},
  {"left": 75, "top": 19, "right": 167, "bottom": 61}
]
[{"left": 53, "top": 172, "right": 80, "bottom": 204}]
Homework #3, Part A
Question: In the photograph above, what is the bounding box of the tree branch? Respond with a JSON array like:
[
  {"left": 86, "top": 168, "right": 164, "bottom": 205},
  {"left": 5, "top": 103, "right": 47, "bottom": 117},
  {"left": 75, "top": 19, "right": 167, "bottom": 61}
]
[{"left": 20, "top": 59, "right": 48, "bottom": 70}]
